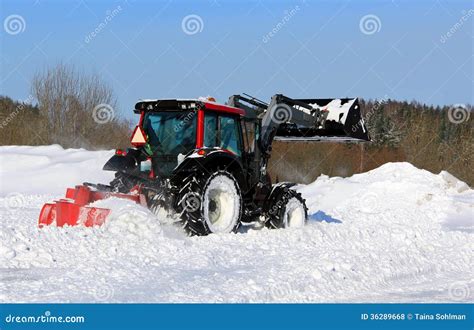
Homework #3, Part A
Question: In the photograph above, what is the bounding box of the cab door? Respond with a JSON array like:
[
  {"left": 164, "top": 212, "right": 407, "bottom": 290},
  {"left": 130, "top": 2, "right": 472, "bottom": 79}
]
[
  {"left": 203, "top": 112, "right": 243, "bottom": 157},
  {"left": 241, "top": 119, "right": 261, "bottom": 190}
]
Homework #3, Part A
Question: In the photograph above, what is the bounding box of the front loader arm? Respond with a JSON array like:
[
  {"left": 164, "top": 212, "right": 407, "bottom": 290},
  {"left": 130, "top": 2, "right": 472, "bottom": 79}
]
[
  {"left": 230, "top": 93, "right": 369, "bottom": 185},
  {"left": 228, "top": 94, "right": 324, "bottom": 155},
  {"left": 260, "top": 94, "right": 326, "bottom": 155}
]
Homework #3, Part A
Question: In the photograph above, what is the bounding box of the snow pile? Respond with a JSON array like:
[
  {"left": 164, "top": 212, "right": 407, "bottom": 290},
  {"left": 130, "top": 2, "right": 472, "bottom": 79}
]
[
  {"left": 299, "top": 162, "right": 472, "bottom": 223},
  {"left": 92, "top": 198, "right": 164, "bottom": 240},
  {"left": 0, "top": 145, "right": 114, "bottom": 196},
  {"left": 0, "top": 146, "right": 472, "bottom": 303}
]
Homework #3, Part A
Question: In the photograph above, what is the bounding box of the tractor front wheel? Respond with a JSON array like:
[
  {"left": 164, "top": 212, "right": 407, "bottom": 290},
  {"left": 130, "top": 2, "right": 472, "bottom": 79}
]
[{"left": 265, "top": 185, "right": 308, "bottom": 229}]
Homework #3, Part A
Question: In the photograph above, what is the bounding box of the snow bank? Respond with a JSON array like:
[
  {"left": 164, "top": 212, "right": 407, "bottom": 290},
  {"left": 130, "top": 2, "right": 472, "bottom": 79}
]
[
  {"left": 0, "top": 146, "right": 472, "bottom": 303},
  {"left": 299, "top": 162, "right": 472, "bottom": 221},
  {"left": 0, "top": 145, "right": 114, "bottom": 196}
]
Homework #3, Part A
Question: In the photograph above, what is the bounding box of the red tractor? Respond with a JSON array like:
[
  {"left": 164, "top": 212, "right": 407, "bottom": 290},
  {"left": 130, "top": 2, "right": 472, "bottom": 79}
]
[{"left": 39, "top": 94, "right": 369, "bottom": 235}]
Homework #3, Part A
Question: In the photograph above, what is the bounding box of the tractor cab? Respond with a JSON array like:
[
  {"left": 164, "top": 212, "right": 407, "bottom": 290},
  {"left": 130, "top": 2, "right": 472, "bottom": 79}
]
[{"left": 128, "top": 98, "right": 248, "bottom": 179}]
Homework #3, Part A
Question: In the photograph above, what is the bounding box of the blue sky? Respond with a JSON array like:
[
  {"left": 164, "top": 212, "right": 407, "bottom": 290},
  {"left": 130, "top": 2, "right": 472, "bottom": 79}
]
[{"left": 1, "top": 0, "right": 473, "bottom": 120}]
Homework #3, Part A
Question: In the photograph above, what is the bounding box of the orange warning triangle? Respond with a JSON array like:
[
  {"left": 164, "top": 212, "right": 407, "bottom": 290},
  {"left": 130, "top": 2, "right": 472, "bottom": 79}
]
[{"left": 130, "top": 125, "right": 146, "bottom": 146}]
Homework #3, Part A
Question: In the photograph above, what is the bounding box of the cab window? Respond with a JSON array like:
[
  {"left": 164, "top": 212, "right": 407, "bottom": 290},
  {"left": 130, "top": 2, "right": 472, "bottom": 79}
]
[
  {"left": 204, "top": 113, "right": 217, "bottom": 147},
  {"left": 243, "top": 120, "right": 257, "bottom": 153},
  {"left": 219, "top": 115, "right": 242, "bottom": 156}
]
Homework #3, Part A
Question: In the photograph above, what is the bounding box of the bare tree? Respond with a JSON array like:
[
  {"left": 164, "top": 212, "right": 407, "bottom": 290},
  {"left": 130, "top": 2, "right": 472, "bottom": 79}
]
[{"left": 31, "top": 63, "right": 130, "bottom": 148}]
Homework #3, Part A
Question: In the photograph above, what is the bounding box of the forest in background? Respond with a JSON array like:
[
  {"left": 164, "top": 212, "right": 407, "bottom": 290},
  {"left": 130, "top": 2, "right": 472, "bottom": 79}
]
[
  {"left": 271, "top": 99, "right": 473, "bottom": 186},
  {"left": 0, "top": 64, "right": 472, "bottom": 185}
]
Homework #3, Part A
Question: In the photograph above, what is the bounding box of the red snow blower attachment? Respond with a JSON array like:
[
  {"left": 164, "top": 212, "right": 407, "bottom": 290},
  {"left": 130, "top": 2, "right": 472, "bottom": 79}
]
[{"left": 38, "top": 184, "right": 145, "bottom": 227}]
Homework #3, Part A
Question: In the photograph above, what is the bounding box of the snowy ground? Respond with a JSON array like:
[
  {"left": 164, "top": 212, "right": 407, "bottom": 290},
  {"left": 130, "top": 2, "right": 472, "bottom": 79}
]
[{"left": 0, "top": 145, "right": 472, "bottom": 303}]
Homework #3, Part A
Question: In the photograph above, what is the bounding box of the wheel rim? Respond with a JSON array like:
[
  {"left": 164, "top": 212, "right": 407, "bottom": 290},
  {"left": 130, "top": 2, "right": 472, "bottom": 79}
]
[
  {"left": 203, "top": 174, "right": 240, "bottom": 233},
  {"left": 283, "top": 197, "right": 306, "bottom": 228}
]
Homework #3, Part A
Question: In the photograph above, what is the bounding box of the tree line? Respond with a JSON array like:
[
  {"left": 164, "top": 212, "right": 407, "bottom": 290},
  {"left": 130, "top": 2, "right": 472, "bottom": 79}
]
[
  {"left": 0, "top": 64, "right": 472, "bottom": 185},
  {"left": 271, "top": 99, "right": 473, "bottom": 186}
]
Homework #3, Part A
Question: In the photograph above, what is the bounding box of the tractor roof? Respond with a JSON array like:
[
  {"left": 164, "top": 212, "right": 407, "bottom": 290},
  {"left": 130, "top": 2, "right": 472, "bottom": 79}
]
[{"left": 134, "top": 99, "right": 245, "bottom": 116}]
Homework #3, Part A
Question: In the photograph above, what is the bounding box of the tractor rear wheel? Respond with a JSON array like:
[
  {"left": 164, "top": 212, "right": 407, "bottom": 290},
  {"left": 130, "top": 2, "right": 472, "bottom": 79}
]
[
  {"left": 176, "top": 170, "right": 242, "bottom": 236},
  {"left": 265, "top": 185, "right": 308, "bottom": 229}
]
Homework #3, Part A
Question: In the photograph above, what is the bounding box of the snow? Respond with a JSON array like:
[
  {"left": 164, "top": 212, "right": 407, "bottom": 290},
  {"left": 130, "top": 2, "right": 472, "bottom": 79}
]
[
  {"left": 324, "top": 99, "right": 355, "bottom": 123},
  {"left": 0, "top": 145, "right": 115, "bottom": 196},
  {"left": 308, "top": 98, "right": 356, "bottom": 123},
  {"left": 0, "top": 146, "right": 472, "bottom": 303}
]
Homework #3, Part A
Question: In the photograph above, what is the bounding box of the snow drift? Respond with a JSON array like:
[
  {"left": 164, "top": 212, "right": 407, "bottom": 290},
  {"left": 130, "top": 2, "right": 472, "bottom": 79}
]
[
  {"left": 0, "top": 145, "right": 472, "bottom": 303},
  {"left": 0, "top": 145, "right": 114, "bottom": 196}
]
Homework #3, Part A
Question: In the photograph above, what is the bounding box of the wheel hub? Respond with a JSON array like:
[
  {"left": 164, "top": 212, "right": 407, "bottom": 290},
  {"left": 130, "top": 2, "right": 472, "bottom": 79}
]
[
  {"left": 203, "top": 173, "right": 241, "bottom": 233},
  {"left": 208, "top": 199, "right": 217, "bottom": 213}
]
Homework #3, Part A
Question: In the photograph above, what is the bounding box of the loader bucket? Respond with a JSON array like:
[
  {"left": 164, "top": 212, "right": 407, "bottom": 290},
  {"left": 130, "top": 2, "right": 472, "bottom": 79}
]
[
  {"left": 38, "top": 185, "right": 145, "bottom": 228},
  {"left": 277, "top": 98, "right": 370, "bottom": 141}
]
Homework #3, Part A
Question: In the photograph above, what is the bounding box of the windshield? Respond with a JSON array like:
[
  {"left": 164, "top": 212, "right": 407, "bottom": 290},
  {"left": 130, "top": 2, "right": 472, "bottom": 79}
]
[{"left": 143, "top": 111, "right": 197, "bottom": 156}]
